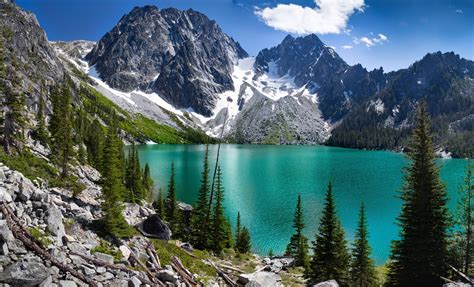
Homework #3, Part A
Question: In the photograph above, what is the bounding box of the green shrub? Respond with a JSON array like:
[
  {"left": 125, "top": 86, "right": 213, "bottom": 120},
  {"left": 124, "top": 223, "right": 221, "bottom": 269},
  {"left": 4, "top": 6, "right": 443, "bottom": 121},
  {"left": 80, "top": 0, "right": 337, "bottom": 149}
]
[{"left": 91, "top": 240, "right": 123, "bottom": 262}]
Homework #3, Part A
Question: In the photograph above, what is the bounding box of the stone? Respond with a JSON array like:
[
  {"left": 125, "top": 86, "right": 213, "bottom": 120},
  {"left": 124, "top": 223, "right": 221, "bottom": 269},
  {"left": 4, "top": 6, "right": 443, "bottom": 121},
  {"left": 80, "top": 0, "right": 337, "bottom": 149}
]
[
  {"left": 239, "top": 272, "right": 282, "bottom": 287},
  {"left": 119, "top": 245, "right": 131, "bottom": 260},
  {"left": 82, "top": 265, "right": 96, "bottom": 276},
  {"left": 156, "top": 270, "right": 179, "bottom": 285},
  {"left": 0, "top": 243, "right": 8, "bottom": 256},
  {"left": 180, "top": 242, "right": 193, "bottom": 252},
  {"left": 0, "top": 261, "right": 49, "bottom": 286},
  {"left": 18, "top": 179, "right": 35, "bottom": 202},
  {"left": 0, "top": 187, "right": 12, "bottom": 203},
  {"left": 46, "top": 206, "right": 65, "bottom": 245},
  {"left": 95, "top": 252, "right": 114, "bottom": 265},
  {"left": 314, "top": 280, "right": 339, "bottom": 287},
  {"left": 0, "top": 220, "right": 14, "bottom": 242},
  {"left": 63, "top": 234, "right": 76, "bottom": 243},
  {"left": 136, "top": 214, "right": 172, "bottom": 240},
  {"left": 129, "top": 276, "right": 142, "bottom": 287},
  {"left": 94, "top": 271, "right": 114, "bottom": 282},
  {"left": 59, "top": 280, "right": 78, "bottom": 287},
  {"left": 39, "top": 275, "right": 53, "bottom": 287},
  {"left": 96, "top": 266, "right": 106, "bottom": 274}
]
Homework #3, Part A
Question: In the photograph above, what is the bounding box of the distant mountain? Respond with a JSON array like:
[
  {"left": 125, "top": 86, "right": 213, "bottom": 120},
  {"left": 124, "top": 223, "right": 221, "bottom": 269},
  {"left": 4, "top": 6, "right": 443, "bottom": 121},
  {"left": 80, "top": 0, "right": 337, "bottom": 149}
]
[
  {"left": 86, "top": 5, "right": 247, "bottom": 116},
  {"left": 52, "top": 5, "right": 472, "bottom": 155}
]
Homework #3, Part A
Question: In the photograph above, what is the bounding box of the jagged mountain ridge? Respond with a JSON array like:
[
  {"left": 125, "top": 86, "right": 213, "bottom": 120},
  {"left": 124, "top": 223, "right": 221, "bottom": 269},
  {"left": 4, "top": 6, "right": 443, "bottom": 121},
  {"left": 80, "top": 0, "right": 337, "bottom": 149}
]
[{"left": 86, "top": 5, "right": 248, "bottom": 116}]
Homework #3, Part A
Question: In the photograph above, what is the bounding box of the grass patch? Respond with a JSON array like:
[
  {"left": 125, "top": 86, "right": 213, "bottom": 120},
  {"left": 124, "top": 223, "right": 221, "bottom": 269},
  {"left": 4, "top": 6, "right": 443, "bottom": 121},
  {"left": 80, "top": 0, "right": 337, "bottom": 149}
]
[
  {"left": 91, "top": 240, "right": 123, "bottom": 262},
  {"left": 0, "top": 150, "right": 57, "bottom": 182},
  {"left": 28, "top": 227, "right": 53, "bottom": 247}
]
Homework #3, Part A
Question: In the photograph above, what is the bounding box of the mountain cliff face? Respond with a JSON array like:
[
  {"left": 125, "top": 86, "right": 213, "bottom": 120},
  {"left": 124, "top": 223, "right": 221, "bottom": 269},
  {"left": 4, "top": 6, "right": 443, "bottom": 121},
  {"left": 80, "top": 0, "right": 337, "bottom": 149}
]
[{"left": 86, "top": 6, "right": 248, "bottom": 116}]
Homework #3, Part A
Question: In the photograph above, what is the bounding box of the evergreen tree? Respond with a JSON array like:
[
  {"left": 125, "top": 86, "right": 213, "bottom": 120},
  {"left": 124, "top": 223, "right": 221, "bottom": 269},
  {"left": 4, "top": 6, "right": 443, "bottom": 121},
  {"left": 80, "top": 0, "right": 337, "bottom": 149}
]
[
  {"left": 165, "top": 162, "right": 181, "bottom": 237},
  {"left": 237, "top": 226, "right": 252, "bottom": 254},
  {"left": 85, "top": 118, "right": 104, "bottom": 169},
  {"left": 211, "top": 166, "right": 230, "bottom": 254},
  {"left": 190, "top": 146, "right": 211, "bottom": 249},
  {"left": 155, "top": 188, "right": 165, "bottom": 219},
  {"left": 35, "top": 93, "right": 48, "bottom": 145},
  {"left": 235, "top": 212, "right": 241, "bottom": 247},
  {"left": 100, "top": 124, "right": 131, "bottom": 238},
  {"left": 351, "top": 203, "right": 377, "bottom": 287},
  {"left": 285, "top": 194, "right": 309, "bottom": 268},
  {"left": 455, "top": 159, "right": 473, "bottom": 274},
  {"left": 142, "top": 163, "right": 154, "bottom": 201},
  {"left": 306, "top": 182, "right": 350, "bottom": 286},
  {"left": 124, "top": 143, "right": 145, "bottom": 203},
  {"left": 386, "top": 102, "right": 450, "bottom": 286},
  {"left": 49, "top": 83, "right": 74, "bottom": 177}
]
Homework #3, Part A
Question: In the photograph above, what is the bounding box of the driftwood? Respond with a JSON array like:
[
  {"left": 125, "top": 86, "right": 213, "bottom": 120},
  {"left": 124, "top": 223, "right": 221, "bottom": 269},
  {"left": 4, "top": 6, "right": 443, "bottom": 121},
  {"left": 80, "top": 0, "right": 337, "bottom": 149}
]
[
  {"left": 171, "top": 256, "right": 200, "bottom": 286},
  {"left": 219, "top": 264, "right": 244, "bottom": 274},
  {"left": 449, "top": 265, "right": 474, "bottom": 284},
  {"left": 0, "top": 203, "right": 98, "bottom": 287},
  {"left": 206, "top": 260, "right": 237, "bottom": 287},
  {"left": 146, "top": 245, "right": 160, "bottom": 270}
]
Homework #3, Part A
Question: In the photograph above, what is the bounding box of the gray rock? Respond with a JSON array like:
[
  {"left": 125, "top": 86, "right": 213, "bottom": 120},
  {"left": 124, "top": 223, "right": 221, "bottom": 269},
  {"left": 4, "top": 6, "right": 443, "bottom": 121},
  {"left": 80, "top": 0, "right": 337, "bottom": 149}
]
[
  {"left": 0, "top": 220, "right": 14, "bottom": 242},
  {"left": 0, "top": 261, "right": 49, "bottom": 286},
  {"left": 156, "top": 269, "right": 179, "bottom": 285},
  {"left": 95, "top": 252, "right": 114, "bottom": 265},
  {"left": 314, "top": 280, "right": 339, "bottom": 287},
  {"left": 0, "top": 243, "right": 8, "bottom": 256},
  {"left": 96, "top": 266, "right": 106, "bottom": 274},
  {"left": 59, "top": 280, "right": 77, "bottom": 287},
  {"left": 18, "top": 179, "right": 35, "bottom": 202},
  {"left": 94, "top": 271, "right": 114, "bottom": 282},
  {"left": 128, "top": 276, "right": 141, "bottom": 287},
  {"left": 81, "top": 265, "right": 96, "bottom": 276},
  {"left": 0, "top": 187, "right": 12, "bottom": 203},
  {"left": 39, "top": 275, "right": 53, "bottom": 287},
  {"left": 239, "top": 272, "right": 282, "bottom": 287},
  {"left": 119, "top": 245, "right": 131, "bottom": 260},
  {"left": 136, "top": 214, "right": 172, "bottom": 240},
  {"left": 46, "top": 206, "right": 65, "bottom": 243}
]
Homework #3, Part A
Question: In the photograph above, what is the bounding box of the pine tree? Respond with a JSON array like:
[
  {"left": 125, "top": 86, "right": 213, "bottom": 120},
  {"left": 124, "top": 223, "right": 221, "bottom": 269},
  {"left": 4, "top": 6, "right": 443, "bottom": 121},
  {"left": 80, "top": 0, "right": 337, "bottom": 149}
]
[
  {"left": 235, "top": 212, "right": 241, "bottom": 247},
  {"left": 100, "top": 124, "right": 131, "bottom": 238},
  {"left": 124, "top": 144, "right": 145, "bottom": 203},
  {"left": 351, "top": 203, "right": 376, "bottom": 287},
  {"left": 190, "top": 146, "right": 211, "bottom": 249},
  {"left": 142, "top": 163, "right": 154, "bottom": 201},
  {"left": 35, "top": 93, "right": 48, "bottom": 145},
  {"left": 165, "top": 162, "right": 181, "bottom": 237},
  {"left": 285, "top": 194, "right": 309, "bottom": 268},
  {"left": 386, "top": 102, "right": 450, "bottom": 286},
  {"left": 155, "top": 188, "right": 165, "bottom": 219},
  {"left": 455, "top": 158, "right": 473, "bottom": 274},
  {"left": 211, "top": 166, "right": 230, "bottom": 254},
  {"left": 306, "top": 182, "right": 350, "bottom": 286},
  {"left": 237, "top": 226, "right": 252, "bottom": 254},
  {"left": 86, "top": 118, "right": 104, "bottom": 169}
]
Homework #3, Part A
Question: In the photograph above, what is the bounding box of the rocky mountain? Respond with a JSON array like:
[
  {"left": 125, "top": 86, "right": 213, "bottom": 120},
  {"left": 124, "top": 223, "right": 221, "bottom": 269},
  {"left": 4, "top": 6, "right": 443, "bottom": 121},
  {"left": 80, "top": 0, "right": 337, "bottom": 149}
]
[{"left": 86, "top": 5, "right": 248, "bottom": 116}]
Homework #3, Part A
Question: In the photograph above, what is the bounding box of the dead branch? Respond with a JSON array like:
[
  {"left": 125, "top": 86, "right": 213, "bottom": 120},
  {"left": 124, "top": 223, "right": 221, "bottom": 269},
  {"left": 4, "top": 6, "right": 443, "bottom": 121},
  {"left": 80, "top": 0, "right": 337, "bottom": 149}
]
[
  {"left": 206, "top": 260, "right": 237, "bottom": 287},
  {"left": 171, "top": 256, "right": 200, "bottom": 286}
]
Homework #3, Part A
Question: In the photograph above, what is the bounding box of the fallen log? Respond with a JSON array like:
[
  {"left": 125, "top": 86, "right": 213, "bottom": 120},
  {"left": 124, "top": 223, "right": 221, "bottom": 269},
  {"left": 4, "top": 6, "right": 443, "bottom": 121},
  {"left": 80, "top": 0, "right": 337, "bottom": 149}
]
[
  {"left": 206, "top": 259, "right": 237, "bottom": 287},
  {"left": 220, "top": 264, "right": 244, "bottom": 274},
  {"left": 0, "top": 203, "right": 98, "bottom": 287},
  {"left": 449, "top": 265, "right": 473, "bottom": 284},
  {"left": 171, "top": 256, "right": 200, "bottom": 286}
]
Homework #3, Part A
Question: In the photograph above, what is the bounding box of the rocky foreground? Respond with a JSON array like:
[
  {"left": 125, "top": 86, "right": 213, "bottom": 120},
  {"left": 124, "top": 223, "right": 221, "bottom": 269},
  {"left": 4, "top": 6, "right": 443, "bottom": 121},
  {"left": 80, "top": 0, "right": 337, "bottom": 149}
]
[{"left": 0, "top": 161, "right": 317, "bottom": 286}]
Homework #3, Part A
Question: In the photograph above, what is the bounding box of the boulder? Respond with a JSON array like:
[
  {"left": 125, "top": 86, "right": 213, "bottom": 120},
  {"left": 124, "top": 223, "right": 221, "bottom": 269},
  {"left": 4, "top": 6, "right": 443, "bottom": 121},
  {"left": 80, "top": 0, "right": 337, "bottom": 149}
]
[
  {"left": 119, "top": 245, "right": 131, "bottom": 260},
  {"left": 129, "top": 276, "right": 142, "bottom": 287},
  {"left": 0, "top": 187, "right": 12, "bottom": 203},
  {"left": 18, "top": 178, "right": 35, "bottom": 202},
  {"left": 0, "top": 261, "right": 49, "bottom": 286},
  {"left": 59, "top": 280, "right": 78, "bottom": 287},
  {"left": 180, "top": 242, "right": 194, "bottom": 252},
  {"left": 46, "top": 206, "right": 65, "bottom": 244},
  {"left": 95, "top": 252, "right": 114, "bottom": 265},
  {"left": 156, "top": 269, "right": 179, "bottom": 285},
  {"left": 136, "top": 214, "right": 172, "bottom": 240},
  {"left": 0, "top": 220, "right": 14, "bottom": 242},
  {"left": 239, "top": 271, "right": 282, "bottom": 287},
  {"left": 314, "top": 280, "right": 339, "bottom": 287}
]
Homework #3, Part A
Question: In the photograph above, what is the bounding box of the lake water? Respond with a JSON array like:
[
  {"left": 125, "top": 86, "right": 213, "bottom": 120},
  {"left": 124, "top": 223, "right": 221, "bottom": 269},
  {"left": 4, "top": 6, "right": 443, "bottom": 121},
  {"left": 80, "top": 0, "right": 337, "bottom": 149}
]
[{"left": 133, "top": 144, "right": 467, "bottom": 265}]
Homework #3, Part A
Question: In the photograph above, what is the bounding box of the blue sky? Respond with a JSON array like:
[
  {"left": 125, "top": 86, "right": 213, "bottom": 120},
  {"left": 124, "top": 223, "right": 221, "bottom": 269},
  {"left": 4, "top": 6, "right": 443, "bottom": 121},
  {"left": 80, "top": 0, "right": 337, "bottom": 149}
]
[{"left": 16, "top": 0, "right": 473, "bottom": 72}]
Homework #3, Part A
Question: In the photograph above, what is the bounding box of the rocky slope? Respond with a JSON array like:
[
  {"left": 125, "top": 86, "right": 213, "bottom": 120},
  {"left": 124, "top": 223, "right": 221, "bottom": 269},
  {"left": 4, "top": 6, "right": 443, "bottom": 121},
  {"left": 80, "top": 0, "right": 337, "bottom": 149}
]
[{"left": 86, "top": 5, "right": 248, "bottom": 116}]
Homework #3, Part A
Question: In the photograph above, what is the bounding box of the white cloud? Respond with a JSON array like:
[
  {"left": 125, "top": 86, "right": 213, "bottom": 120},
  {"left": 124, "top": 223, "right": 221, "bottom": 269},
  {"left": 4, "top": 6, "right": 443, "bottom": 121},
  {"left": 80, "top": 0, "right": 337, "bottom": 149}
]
[
  {"left": 255, "top": 0, "right": 365, "bottom": 35},
  {"left": 456, "top": 9, "right": 463, "bottom": 13},
  {"left": 342, "top": 45, "right": 353, "bottom": 49},
  {"left": 354, "top": 33, "right": 388, "bottom": 47}
]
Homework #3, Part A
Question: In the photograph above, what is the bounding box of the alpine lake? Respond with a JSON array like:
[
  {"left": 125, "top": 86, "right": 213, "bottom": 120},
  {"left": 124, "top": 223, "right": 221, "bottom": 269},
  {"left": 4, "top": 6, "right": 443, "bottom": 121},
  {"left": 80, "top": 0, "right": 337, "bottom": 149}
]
[{"left": 131, "top": 144, "right": 468, "bottom": 265}]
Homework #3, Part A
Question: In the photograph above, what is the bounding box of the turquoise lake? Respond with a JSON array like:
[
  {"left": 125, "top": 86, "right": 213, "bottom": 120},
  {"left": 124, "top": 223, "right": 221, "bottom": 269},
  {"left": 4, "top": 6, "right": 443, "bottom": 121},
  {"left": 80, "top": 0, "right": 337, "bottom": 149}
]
[{"left": 133, "top": 144, "right": 468, "bottom": 265}]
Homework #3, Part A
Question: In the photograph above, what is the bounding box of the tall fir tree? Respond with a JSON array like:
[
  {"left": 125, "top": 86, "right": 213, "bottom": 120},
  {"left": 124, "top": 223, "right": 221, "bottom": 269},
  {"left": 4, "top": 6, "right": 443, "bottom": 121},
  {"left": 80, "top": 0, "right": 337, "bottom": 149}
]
[
  {"left": 100, "top": 124, "right": 131, "bottom": 238},
  {"left": 165, "top": 162, "right": 181, "bottom": 237},
  {"left": 86, "top": 118, "right": 104, "bottom": 169},
  {"left": 235, "top": 212, "right": 241, "bottom": 247},
  {"left": 351, "top": 203, "right": 376, "bottom": 287},
  {"left": 125, "top": 143, "right": 145, "bottom": 203},
  {"left": 386, "top": 102, "right": 450, "bottom": 286},
  {"left": 155, "top": 188, "right": 165, "bottom": 219},
  {"left": 190, "top": 145, "right": 211, "bottom": 250},
  {"left": 142, "top": 163, "right": 154, "bottom": 201},
  {"left": 236, "top": 226, "right": 252, "bottom": 254},
  {"left": 306, "top": 182, "right": 350, "bottom": 286},
  {"left": 285, "top": 194, "right": 309, "bottom": 268},
  {"left": 455, "top": 159, "right": 473, "bottom": 274},
  {"left": 211, "top": 166, "right": 231, "bottom": 254},
  {"left": 35, "top": 92, "right": 48, "bottom": 145}
]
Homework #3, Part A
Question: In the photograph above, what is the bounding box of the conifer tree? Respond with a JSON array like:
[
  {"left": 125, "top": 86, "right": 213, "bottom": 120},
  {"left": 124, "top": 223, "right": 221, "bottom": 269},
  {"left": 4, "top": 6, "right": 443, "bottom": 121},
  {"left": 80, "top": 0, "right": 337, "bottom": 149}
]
[
  {"left": 142, "top": 163, "right": 154, "bottom": 201},
  {"left": 306, "top": 182, "right": 350, "bottom": 286},
  {"left": 351, "top": 203, "right": 376, "bottom": 287},
  {"left": 35, "top": 93, "right": 48, "bottom": 145},
  {"left": 165, "top": 162, "right": 181, "bottom": 236},
  {"left": 455, "top": 159, "right": 473, "bottom": 274},
  {"left": 86, "top": 118, "right": 104, "bottom": 169},
  {"left": 211, "top": 166, "right": 230, "bottom": 254},
  {"left": 125, "top": 144, "right": 144, "bottom": 203},
  {"left": 100, "top": 124, "right": 131, "bottom": 238},
  {"left": 386, "top": 102, "right": 450, "bottom": 286},
  {"left": 286, "top": 194, "right": 309, "bottom": 268},
  {"left": 155, "top": 188, "right": 165, "bottom": 219},
  {"left": 190, "top": 146, "right": 211, "bottom": 249},
  {"left": 237, "top": 226, "right": 252, "bottom": 254},
  {"left": 235, "top": 212, "right": 241, "bottom": 247}
]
